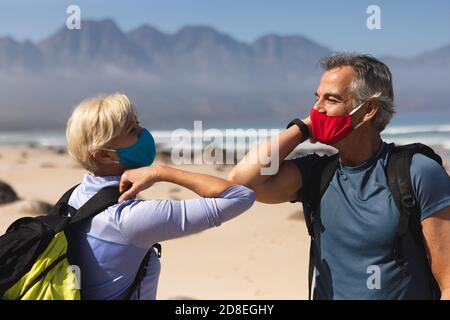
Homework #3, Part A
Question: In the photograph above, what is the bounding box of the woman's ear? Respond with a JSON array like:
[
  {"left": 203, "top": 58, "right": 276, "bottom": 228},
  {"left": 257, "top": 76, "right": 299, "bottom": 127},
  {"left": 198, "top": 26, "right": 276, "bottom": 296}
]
[{"left": 92, "top": 149, "right": 118, "bottom": 165}]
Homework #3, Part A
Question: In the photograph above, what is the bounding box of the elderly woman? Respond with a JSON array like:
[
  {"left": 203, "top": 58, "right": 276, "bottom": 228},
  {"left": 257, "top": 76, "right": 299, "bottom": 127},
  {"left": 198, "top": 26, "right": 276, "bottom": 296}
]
[{"left": 64, "top": 93, "right": 255, "bottom": 300}]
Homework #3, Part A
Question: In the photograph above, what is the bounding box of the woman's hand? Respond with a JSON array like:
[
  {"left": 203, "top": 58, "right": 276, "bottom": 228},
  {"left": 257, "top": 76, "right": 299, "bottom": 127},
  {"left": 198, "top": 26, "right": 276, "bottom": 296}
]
[{"left": 118, "top": 165, "right": 162, "bottom": 203}]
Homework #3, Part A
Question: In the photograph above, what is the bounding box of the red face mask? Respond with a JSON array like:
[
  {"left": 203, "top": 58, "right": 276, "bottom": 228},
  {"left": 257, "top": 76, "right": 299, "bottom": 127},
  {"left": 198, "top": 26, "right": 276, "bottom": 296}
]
[{"left": 309, "top": 100, "right": 367, "bottom": 145}]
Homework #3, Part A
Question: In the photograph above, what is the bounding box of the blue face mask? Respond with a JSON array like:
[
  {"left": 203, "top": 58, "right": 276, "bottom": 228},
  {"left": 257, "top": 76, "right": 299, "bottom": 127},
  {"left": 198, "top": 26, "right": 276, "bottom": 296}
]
[{"left": 103, "top": 128, "right": 157, "bottom": 168}]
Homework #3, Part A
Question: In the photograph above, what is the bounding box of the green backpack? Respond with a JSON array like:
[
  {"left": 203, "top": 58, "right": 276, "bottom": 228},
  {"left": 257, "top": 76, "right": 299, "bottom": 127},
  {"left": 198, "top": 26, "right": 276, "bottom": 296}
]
[{"left": 0, "top": 185, "right": 155, "bottom": 300}]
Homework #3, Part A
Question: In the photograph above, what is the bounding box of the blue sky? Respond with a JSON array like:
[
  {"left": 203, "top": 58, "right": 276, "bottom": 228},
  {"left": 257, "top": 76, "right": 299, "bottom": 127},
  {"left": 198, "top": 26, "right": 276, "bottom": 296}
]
[{"left": 0, "top": 0, "right": 449, "bottom": 58}]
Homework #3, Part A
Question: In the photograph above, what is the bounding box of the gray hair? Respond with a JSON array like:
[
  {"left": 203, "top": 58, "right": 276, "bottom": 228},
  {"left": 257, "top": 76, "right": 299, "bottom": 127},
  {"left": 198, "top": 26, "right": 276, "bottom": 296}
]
[{"left": 320, "top": 53, "right": 395, "bottom": 132}]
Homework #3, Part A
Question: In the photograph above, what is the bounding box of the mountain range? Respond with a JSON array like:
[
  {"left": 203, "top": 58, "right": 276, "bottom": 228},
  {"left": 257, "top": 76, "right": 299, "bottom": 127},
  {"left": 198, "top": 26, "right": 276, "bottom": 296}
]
[{"left": 0, "top": 18, "right": 448, "bottom": 130}]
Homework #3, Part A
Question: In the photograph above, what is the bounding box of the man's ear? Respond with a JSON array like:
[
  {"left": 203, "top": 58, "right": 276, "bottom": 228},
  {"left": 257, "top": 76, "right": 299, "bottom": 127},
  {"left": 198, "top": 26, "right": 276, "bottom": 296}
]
[
  {"left": 92, "top": 149, "right": 116, "bottom": 165},
  {"left": 363, "top": 100, "right": 379, "bottom": 122}
]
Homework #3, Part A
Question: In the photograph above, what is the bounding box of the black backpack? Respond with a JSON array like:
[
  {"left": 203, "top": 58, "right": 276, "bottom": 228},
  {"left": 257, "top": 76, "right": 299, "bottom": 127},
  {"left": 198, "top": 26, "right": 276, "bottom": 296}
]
[
  {"left": 301, "top": 143, "right": 443, "bottom": 300},
  {"left": 0, "top": 185, "right": 160, "bottom": 300}
]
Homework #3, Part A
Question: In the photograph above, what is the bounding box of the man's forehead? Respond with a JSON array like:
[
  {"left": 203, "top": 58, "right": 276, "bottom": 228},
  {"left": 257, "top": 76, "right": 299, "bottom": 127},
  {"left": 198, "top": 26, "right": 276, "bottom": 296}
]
[{"left": 317, "top": 66, "right": 357, "bottom": 95}]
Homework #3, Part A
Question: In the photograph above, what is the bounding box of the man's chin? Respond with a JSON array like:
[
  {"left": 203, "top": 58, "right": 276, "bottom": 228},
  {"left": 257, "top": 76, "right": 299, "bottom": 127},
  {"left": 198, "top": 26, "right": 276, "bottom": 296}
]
[{"left": 331, "top": 139, "right": 348, "bottom": 150}]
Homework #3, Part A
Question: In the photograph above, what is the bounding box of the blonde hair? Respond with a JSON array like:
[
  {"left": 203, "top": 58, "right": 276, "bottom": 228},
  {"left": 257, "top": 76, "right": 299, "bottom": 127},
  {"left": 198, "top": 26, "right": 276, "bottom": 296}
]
[{"left": 66, "top": 93, "right": 138, "bottom": 173}]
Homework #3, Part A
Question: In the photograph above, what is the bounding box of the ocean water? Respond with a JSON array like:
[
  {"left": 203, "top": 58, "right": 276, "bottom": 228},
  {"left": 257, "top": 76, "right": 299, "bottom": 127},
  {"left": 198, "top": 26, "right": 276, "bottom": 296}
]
[
  {"left": 382, "top": 112, "right": 450, "bottom": 148},
  {"left": 0, "top": 112, "right": 449, "bottom": 162}
]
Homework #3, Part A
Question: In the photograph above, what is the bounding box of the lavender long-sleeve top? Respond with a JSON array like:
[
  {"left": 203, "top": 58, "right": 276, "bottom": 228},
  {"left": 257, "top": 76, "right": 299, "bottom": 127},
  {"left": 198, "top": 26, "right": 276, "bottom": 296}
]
[{"left": 64, "top": 173, "right": 256, "bottom": 300}]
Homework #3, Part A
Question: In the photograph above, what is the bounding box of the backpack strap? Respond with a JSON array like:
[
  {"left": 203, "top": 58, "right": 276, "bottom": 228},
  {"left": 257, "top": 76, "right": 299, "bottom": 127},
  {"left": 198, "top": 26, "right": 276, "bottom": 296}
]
[
  {"left": 123, "top": 250, "right": 152, "bottom": 300},
  {"left": 385, "top": 143, "right": 443, "bottom": 274},
  {"left": 11, "top": 184, "right": 82, "bottom": 234},
  {"left": 303, "top": 154, "right": 340, "bottom": 237},
  {"left": 307, "top": 241, "right": 315, "bottom": 301},
  {"left": 69, "top": 186, "right": 121, "bottom": 225},
  {"left": 302, "top": 153, "right": 340, "bottom": 300},
  {"left": 36, "top": 185, "right": 120, "bottom": 232},
  {"left": 46, "top": 184, "right": 80, "bottom": 217},
  {"left": 122, "top": 243, "right": 162, "bottom": 300}
]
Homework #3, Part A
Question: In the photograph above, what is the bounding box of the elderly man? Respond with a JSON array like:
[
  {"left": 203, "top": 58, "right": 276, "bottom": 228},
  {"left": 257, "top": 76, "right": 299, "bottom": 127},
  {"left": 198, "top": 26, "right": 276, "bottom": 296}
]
[{"left": 228, "top": 53, "right": 450, "bottom": 300}]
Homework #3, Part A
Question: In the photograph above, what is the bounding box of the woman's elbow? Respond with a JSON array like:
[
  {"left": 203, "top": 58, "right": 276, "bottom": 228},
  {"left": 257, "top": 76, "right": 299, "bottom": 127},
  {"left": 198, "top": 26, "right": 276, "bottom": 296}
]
[
  {"left": 236, "top": 186, "right": 257, "bottom": 211},
  {"left": 245, "top": 187, "right": 257, "bottom": 207}
]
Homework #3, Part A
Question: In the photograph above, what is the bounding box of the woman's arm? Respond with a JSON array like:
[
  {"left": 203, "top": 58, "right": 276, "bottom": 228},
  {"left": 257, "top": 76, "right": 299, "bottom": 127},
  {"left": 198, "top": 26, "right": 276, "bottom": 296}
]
[
  {"left": 115, "top": 165, "right": 256, "bottom": 247},
  {"left": 118, "top": 165, "right": 236, "bottom": 202},
  {"left": 118, "top": 185, "right": 256, "bottom": 247}
]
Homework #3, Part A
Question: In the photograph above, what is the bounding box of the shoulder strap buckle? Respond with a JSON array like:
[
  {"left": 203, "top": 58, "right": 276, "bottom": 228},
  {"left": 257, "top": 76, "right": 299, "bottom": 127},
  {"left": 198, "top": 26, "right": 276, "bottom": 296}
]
[
  {"left": 152, "top": 243, "right": 162, "bottom": 258},
  {"left": 401, "top": 194, "right": 416, "bottom": 210}
]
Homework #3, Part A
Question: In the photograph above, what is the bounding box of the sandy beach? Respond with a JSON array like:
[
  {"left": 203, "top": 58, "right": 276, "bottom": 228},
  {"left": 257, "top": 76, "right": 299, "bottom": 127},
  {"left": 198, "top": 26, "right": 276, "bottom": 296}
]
[{"left": 0, "top": 146, "right": 309, "bottom": 300}]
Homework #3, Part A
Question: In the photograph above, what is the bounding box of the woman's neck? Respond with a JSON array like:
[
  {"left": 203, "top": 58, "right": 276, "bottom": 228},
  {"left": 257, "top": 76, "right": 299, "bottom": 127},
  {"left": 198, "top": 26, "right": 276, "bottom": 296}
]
[{"left": 92, "top": 166, "right": 125, "bottom": 177}]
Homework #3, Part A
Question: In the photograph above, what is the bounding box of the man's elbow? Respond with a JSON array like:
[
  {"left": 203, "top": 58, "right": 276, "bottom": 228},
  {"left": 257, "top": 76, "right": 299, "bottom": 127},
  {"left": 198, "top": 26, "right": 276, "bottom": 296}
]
[{"left": 227, "top": 168, "right": 245, "bottom": 185}]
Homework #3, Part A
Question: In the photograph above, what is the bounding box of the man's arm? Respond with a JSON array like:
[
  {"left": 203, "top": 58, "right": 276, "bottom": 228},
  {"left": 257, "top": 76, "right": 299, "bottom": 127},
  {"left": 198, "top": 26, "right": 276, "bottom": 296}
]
[
  {"left": 228, "top": 118, "right": 310, "bottom": 203},
  {"left": 421, "top": 205, "right": 450, "bottom": 300}
]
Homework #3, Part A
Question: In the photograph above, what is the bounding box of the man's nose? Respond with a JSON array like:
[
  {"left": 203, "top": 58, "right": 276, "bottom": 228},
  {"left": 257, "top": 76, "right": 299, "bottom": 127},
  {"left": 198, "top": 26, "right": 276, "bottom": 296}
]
[{"left": 313, "top": 103, "right": 326, "bottom": 113}]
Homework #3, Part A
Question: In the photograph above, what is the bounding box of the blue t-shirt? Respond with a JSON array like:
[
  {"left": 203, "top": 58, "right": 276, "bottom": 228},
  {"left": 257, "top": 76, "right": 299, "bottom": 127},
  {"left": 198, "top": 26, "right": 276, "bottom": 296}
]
[{"left": 289, "top": 141, "right": 450, "bottom": 300}]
